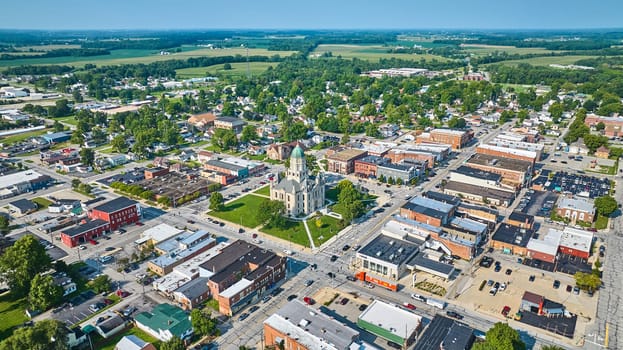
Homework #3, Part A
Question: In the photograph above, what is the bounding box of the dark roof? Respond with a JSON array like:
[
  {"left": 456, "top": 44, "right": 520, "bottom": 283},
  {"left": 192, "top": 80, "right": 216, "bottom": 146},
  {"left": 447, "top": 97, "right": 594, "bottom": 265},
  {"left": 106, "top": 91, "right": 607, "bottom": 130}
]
[
  {"left": 491, "top": 224, "right": 533, "bottom": 247},
  {"left": 174, "top": 277, "right": 209, "bottom": 300},
  {"left": 205, "top": 159, "right": 246, "bottom": 172},
  {"left": 414, "top": 315, "right": 474, "bottom": 350},
  {"left": 355, "top": 155, "right": 388, "bottom": 166},
  {"left": 543, "top": 299, "right": 564, "bottom": 311},
  {"left": 442, "top": 323, "right": 476, "bottom": 350},
  {"left": 216, "top": 116, "right": 246, "bottom": 125},
  {"left": 358, "top": 234, "right": 420, "bottom": 266},
  {"left": 378, "top": 162, "right": 414, "bottom": 172},
  {"left": 97, "top": 315, "right": 125, "bottom": 334},
  {"left": 453, "top": 165, "right": 501, "bottom": 182},
  {"left": 444, "top": 181, "right": 515, "bottom": 202},
  {"left": 466, "top": 153, "right": 532, "bottom": 172},
  {"left": 407, "top": 254, "right": 455, "bottom": 276},
  {"left": 9, "top": 198, "right": 37, "bottom": 212},
  {"left": 199, "top": 240, "right": 256, "bottom": 273},
  {"left": 62, "top": 219, "right": 109, "bottom": 237},
  {"left": 92, "top": 197, "right": 138, "bottom": 214},
  {"left": 402, "top": 202, "right": 446, "bottom": 219},
  {"left": 424, "top": 191, "right": 462, "bottom": 207},
  {"left": 83, "top": 197, "right": 106, "bottom": 206},
  {"left": 509, "top": 211, "right": 534, "bottom": 224}
]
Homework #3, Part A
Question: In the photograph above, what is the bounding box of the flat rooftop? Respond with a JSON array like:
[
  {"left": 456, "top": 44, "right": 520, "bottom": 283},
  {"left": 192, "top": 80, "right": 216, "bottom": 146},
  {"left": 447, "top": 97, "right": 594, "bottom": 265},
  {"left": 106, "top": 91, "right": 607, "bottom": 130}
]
[
  {"left": 265, "top": 300, "right": 358, "bottom": 350},
  {"left": 526, "top": 228, "right": 562, "bottom": 256},
  {"left": 423, "top": 191, "right": 462, "bottom": 207},
  {"left": 559, "top": 227, "right": 593, "bottom": 253},
  {"left": 0, "top": 170, "right": 45, "bottom": 189},
  {"left": 358, "top": 300, "right": 421, "bottom": 340},
  {"left": 205, "top": 159, "right": 246, "bottom": 172},
  {"left": 407, "top": 253, "right": 455, "bottom": 277},
  {"left": 508, "top": 211, "right": 535, "bottom": 225},
  {"left": 414, "top": 315, "right": 474, "bottom": 350},
  {"left": 356, "top": 155, "right": 389, "bottom": 166},
  {"left": 477, "top": 143, "right": 537, "bottom": 160},
  {"left": 358, "top": 234, "right": 420, "bottom": 266},
  {"left": 466, "top": 153, "right": 532, "bottom": 172},
  {"left": 492, "top": 224, "right": 534, "bottom": 248},
  {"left": 91, "top": 196, "right": 137, "bottom": 214},
  {"left": 328, "top": 148, "right": 367, "bottom": 162},
  {"left": 453, "top": 165, "right": 501, "bottom": 182},
  {"left": 62, "top": 219, "right": 109, "bottom": 237},
  {"left": 137, "top": 223, "right": 183, "bottom": 244},
  {"left": 444, "top": 181, "right": 515, "bottom": 202},
  {"left": 450, "top": 217, "right": 488, "bottom": 235},
  {"left": 557, "top": 196, "right": 595, "bottom": 213},
  {"left": 431, "top": 128, "right": 467, "bottom": 136}
]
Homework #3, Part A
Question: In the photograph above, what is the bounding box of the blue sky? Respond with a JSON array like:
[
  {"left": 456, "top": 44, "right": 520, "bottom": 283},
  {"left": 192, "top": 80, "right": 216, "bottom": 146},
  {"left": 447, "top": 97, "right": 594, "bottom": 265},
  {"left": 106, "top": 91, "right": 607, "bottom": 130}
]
[{"left": 1, "top": 0, "right": 621, "bottom": 30}]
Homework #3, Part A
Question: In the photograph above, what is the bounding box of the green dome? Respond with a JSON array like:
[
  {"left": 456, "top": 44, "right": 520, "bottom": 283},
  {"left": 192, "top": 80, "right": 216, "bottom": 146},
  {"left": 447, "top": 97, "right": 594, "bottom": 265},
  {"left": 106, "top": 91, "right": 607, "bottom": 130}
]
[{"left": 291, "top": 145, "right": 305, "bottom": 159}]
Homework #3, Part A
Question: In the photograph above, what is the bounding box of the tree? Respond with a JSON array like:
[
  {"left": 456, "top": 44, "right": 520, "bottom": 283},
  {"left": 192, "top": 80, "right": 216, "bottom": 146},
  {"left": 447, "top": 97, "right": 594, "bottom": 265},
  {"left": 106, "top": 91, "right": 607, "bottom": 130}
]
[
  {"left": 256, "top": 200, "right": 286, "bottom": 228},
  {"left": 79, "top": 148, "right": 95, "bottom": 167},
  {"left": 0, "top": 319, "right": 68, "bottom": 350},
  {"left": 574, "top": 271, "right": 601, "bottom": 291},
  {"left": 209, "top": 192, "right": 225, "bottom": 211},
  {"left": 396, "top": 178, "right": 404, "bottom": 186},
  {"left": 223, "top": 63, "right": 232, "bottom": 70},
  {"left": 595, "top": 195, "right": 617, "bottom": 217},
  {"left": 447, "top": 117, "right": 467, "bottom": 129},
  {"left": 336, "top": 180, "right": 366, "bottom": 223},
  {"left": 90, "top": 274, "right": 111, "bottom": 294},
  {"left": 240, "top": 125, "right": 258, "bottom": 143},
  {"left": 28, "top": 274, "right": 62, "bottom": 311},
  {"left": 190, "top": 309, "right": 219, "bottom": 337},
  {"left": 160, "top": 336, "right": 186, "bottom": 350},
  {"left": 541, "top": 346, "right": 565, "bottom": 350},
  {"left": 388, "top": 177, "right": 395, "bottom": 185},
  {"left": 0, "top": 235, "right": 51, "bottom": 297},
  {"left": 53, "top": 120, "right": 64, "bottom": 132},
  {"left": 0, "top": 215, "right": 9, "bottom": 233},
  {"left": 315, "top": 217, "right": 323, "bottom": 229},
  {"left": 365, "top": 123, "right": 380, "bottom": 138},
  {"left": 212, "top": 128, "right": 238, "bottom": 151},
  {"left": 583, "top": 134, "right": 609, "bottom": 153},
  {"left": 472, "top": 322, "right": 525, "bottom": 350},
  {"left": 111, "top": 134, "right": 127, "bottom": 153},
  {"left": 341, "top": 132, "right": 350, "bottom": 145},
  {"left": 596, "top": 122, "right": 605, "bottom": 131}
]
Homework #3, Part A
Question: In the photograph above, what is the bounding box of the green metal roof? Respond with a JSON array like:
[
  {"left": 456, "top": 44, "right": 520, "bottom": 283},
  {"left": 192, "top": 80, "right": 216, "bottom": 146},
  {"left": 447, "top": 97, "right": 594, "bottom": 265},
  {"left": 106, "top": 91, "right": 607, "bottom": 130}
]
[
  {"left": 134, "top": 304, "right": 191, "bottom": 338},
  {"left": 291, "top": 145, "right": 305, "bottom": 159}
]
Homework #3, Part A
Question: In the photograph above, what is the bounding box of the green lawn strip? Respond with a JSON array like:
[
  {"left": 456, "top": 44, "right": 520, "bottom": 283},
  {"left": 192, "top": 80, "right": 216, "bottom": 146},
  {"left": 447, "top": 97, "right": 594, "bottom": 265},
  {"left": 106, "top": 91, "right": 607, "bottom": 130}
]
[
  {"left": 307, "top": 216, "right": 343, "bottom": 247},
  {"left": 0, "top": 293, "right": 29, "bottom": 340},
  {"left": 595, "top": 215, "right": 609, "bottom": 230},
  {"left": 1, "top": 128, "right": 50, "bottom": 145},
  {"left": 261, "top": 220, "right": 309, "bottom": 247},
  {"left": 32, "top": 197, "right": 53, "bottom": 209},
  {"left": 92, "top": 325, "right": 161, "bottom": 350},
  {"left": 254, "top": 186, "right": 270, "bottom": 196},
  {"left": 56, "top": 116, "right": 78, "bottom": 126},
  {"left": 208, "top": 194, "right": 269, "bottom": 228}
]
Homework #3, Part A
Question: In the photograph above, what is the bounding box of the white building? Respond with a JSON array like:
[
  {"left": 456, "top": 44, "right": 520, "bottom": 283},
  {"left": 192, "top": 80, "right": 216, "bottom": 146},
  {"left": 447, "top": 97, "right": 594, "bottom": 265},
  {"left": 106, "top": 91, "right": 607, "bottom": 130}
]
[{"left": 270, "top": 145, "right": 325, "bottom": 217}]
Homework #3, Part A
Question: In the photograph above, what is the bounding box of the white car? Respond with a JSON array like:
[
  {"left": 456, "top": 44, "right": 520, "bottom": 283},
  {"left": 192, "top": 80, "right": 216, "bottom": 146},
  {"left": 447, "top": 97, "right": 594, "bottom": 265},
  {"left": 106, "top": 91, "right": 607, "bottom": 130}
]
[
  {"left": 499, "top": 283, "right": 507, "bottom": 291},
  {"left": 283, "top": 249, "right": 293, "bottom": 255},
  {"left": 78, "top": 245, "right": 86, "bottom": 250}
]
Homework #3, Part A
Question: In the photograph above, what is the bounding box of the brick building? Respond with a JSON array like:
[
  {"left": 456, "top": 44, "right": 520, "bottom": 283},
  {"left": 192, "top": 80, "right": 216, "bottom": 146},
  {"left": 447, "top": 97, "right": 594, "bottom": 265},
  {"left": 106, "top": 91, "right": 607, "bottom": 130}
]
[
  {"left": 400, "top": 196, "right": 456, "bottom": 227},
  {"left": 386, "top": 149, "right": 435, "bottom": 169},
  {"left": 60, "top": 219, "right": 110, "bottom": 247},
  {"left": 144, "top": 167, "right": 169, "bottom": 179},
  {"left": 476, "top": 143, "right": 538, "bottom": 165},
  {"left": 354, "top": 155, "right": 388, "bottom": 178},
  {"left": 416, "top": 128, "right": 473, "bottom": 150},
  {"left": 465, "top": 153, "right": 533, "bottom": 188},
  {"left": 266, "top": 141, "right": 303, "bottom": 161},
  {"left": 214, "top": 116, "right": 246, "bottom": 133},
  {"left": 198, "top": 240, "right": 286, "bottom": 316},
  {"left": 88, "top": 197, "right": 141, "bottom": 231},
  {"left": 584, "top": 114, "right": 623, "bottom": 137},
  {"left": 326, "top": 148, "right": 367, "bottom": 174},
  {"left": 556, "top": 196, "right": 595, "bottom": 224}
]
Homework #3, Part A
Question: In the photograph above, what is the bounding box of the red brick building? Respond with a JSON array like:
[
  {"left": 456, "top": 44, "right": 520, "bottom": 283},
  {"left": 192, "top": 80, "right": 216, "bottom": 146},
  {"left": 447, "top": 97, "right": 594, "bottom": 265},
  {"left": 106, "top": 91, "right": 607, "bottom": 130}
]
[
  {"left": 584, "top": 114, "right": 623, "bottom": 137},
  {"left": 88, "top": 197, "right": 140, "bottom": 231},
  {"left": 326, "top": 149, "right": 367, "bottom": 174},
  {"left": 60, "top": 219, "right": 110, "bottom": 247},
  {"left": 386, "top": 149, "right": 435, "bottom": 169},
  {"left": 416, "top": 129, "right": 473, "bottom": 150},
  {"left": 476, "top": 144, "right": 537, "bottom": 165},
  {"left": 354, "top": 155, "right": 388, "bottom": 178},
  {"left": 144, "top": 167, "right": 169, "bottom": 179}
]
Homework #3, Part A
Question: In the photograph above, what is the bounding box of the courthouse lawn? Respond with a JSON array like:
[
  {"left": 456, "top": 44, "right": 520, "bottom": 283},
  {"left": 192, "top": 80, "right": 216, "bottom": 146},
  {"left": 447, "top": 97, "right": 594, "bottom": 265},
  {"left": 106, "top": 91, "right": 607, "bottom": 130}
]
[{"left": 208, "top": 194, "right": 269, "bottom": 228}]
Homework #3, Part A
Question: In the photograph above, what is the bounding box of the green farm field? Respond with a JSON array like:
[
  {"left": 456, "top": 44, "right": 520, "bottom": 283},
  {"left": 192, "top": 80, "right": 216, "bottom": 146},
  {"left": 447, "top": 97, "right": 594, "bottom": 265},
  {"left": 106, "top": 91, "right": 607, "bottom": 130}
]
[
  {"left": 176, "top": 62, "right": 276, "bottom": 78},
  {"left": 460, "top": 44, "right": 562, "bottom": 56},
  {"left": 487, "top": 55, "right": 598, "bottom": 66},
  {"left": 0, "top": 47, "right": 296, "bottom": 69},
  {"left": 311, "top": 44, "right": 450, "bottom": 62}
]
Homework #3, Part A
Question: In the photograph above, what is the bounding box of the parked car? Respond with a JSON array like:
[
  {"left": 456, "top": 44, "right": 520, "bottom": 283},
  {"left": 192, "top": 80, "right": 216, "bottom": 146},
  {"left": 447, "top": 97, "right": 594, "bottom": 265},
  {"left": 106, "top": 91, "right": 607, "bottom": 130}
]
[
  {"left": 303, "top": 297, "right": 314, "bottom": 305},
  {"left": 287, "top": 294, "right": 297, "bottom": 302},
  {"left": 340, "top": 298, "right": 349, "bottom": 305},
  {"left": 346, "top": 275, "right": 356, "bottom": 282},
  {"left": 505, "top": 269, "right": 512, "bottom": 275},
  {"left": 123, "top": 306, "right": 137, "bottom": 317},
  {"left": 238, "top": 313, "right": 250, "bottom": 321},
  {"left": 305, "top": 279, "right": 314, "bottom": 287},
  {"left": 566, "top": 285, "right": 573, "bottom": 292},
  {"left": 88, "top": 304, "right": 101, "bottom": 313},
  {"left": 553, "top": 280, "right": 561, "bottom": 289},
  {"left": 501, "top": 306, "right": 511, "bottom": 317},
  {"left": 330, "top": 255, "right": 338, "bottom": 262},
  {"left": 403, "top": 302, "right": 416, "bottom": 310},
  {"left": 249, "top": 306, "right": 259, "bottom": 313},
  {"left": 358, "top": 304, "right": 368, "bottom": 311},
  {"left": 446, "top": 311, "right": 463, "bottom": 320},
  {"left": 342, "top": 245, "right": 350, "bottom": 251},
  {"left": 529, "top": 275, "right": 535, "bottom": 282},
  {"left": 387, "top": 341, "right": 402, "bottom": 349}
]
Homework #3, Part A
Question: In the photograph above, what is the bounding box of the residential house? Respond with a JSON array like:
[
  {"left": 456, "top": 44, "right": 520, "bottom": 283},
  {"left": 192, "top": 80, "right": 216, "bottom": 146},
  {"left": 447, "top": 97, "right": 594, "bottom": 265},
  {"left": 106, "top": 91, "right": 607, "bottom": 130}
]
[
  {"left": 134, "top": 304, "right": 193, "bottom": 343},
  {"left": 95, "top": 314, "right": 127, "bottom": 339},
  {"left": 114, "top": 335, "right": 157, "bottom": 350}
]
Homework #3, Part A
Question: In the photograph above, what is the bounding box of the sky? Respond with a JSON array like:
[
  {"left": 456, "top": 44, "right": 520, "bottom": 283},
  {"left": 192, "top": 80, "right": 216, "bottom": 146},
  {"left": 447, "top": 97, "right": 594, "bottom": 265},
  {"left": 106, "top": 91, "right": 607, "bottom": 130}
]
[{"left": 1, "top": 0, "right": 622, "bottom": 30}]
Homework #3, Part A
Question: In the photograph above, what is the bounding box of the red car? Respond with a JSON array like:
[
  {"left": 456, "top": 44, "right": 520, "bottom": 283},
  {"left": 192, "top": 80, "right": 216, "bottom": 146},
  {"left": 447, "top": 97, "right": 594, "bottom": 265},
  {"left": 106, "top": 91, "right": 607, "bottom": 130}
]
[
  {"left": 403, "top": 303, "right": 416, "bottom": 310},
  {"left": 502, "top": 306, "right": 511, "bottom": 317},
  {"left": 303, "top": 297, "right": 314, "bottom": 305},
  {"left": 135, "top": 222, "right": 144, "bottom": 226}
]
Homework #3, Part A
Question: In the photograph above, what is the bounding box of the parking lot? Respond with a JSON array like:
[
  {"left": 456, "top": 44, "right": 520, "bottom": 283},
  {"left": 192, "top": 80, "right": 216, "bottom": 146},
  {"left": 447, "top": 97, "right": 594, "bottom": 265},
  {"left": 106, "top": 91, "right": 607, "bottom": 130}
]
[
  {"left": 516, "top": 190, "right": 559, "bottom": 217},
  {"left": 456, "top": 255, "right": 597, "bottom": 342},
  {"left": 546, "top": 172, "right": 611, "bottom": 198}
]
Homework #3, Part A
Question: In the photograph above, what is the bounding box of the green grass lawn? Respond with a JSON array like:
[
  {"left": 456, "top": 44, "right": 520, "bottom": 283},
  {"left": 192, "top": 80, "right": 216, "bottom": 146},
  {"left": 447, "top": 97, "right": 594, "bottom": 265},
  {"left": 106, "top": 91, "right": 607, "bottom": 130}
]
[
  {"left": 312, "top": 44, "right": 450, "bottom": 62},
  {"left": 254, "top": 186, "right": 270, "bottom": 196},
  {"left": 307, "top": 216, "right": 344, "bottom": 247},
  {"left": 595, "top": 214, "right": 609, "bottom": 230},
  {"left": 0, "top": 293, "right": 29, "bottom": 340},
  {"left": 1, "top": 128, "right": 50, "bottom": 145},
  {"left": 93, "top": 326, "right": 161, "bottom": 350},
  {"left": 209, "top": 194, "right": 269, "bottom": 228},
  {"left": 261, "top": 220, "right": 310, "bottom": 247},
  {"left": 461, "top": 45, "right": 561, "bottom": 56},
  {"left": 176, "top": 62, "right": 277, "bottom": 78},
  {"left": 485, "top": 55, "right": 597, "bottom": 67},
  {"left": 32, "top": 197, "right": 53, "bottom": 209},
  {"left": 56, "top": 115, "right": 78, "bottom": 126}
]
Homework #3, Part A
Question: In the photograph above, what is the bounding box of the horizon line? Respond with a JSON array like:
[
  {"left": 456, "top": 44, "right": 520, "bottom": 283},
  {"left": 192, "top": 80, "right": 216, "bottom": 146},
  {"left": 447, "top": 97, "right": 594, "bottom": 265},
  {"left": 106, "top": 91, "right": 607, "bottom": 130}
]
[{"left": 1, "top": 27, "right": 623, "bottom": 32}]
